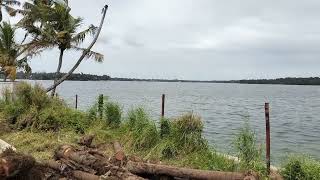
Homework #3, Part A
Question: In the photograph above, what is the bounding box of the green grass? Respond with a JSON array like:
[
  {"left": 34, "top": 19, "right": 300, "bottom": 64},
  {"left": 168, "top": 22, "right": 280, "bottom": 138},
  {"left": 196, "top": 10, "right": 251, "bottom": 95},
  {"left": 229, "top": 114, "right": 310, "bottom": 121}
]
[
  {"left": 281, "top": 155, "right": 320, "bottom": 180},
  {"left": 0, "top": 129, "right": 79, "bottom": 161}
]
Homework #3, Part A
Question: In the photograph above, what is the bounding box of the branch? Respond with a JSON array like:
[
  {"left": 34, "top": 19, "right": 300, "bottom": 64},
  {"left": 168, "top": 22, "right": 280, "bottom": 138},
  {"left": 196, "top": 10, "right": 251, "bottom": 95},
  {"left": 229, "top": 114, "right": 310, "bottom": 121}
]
[{"left": 46, "top": 4, "right": 108, "bottom": 93}]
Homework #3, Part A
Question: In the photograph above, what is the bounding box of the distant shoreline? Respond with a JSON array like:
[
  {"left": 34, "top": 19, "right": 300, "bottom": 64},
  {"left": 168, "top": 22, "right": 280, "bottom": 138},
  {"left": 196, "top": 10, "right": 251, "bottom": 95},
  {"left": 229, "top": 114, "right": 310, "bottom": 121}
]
[{"left": 2, "top": 72, "right": 320, "bottom": 86}]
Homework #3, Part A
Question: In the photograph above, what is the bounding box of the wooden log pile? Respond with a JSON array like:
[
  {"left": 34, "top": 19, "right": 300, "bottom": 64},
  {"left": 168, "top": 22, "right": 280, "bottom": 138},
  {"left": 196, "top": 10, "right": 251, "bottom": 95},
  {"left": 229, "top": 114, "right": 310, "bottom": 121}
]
[{"left": 0, "top": 136, "right": 259, "bottom": 180}]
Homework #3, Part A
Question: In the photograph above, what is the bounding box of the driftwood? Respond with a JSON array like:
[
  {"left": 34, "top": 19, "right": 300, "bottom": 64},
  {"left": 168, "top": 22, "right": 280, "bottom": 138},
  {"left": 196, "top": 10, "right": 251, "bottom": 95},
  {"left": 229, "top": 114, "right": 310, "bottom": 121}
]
[{"left": 127, "top": 161, "right": 256, "bottom": 180}]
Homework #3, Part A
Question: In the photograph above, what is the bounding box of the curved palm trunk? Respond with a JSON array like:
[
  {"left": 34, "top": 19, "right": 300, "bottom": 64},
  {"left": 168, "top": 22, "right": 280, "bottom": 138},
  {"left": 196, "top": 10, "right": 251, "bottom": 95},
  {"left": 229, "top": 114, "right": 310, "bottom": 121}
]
[
  {"left": 46, "top": 5, "right": 108, "bottom": 93},
  {"left": 51, "top": 49, "right": 64, "bottom": 97}
]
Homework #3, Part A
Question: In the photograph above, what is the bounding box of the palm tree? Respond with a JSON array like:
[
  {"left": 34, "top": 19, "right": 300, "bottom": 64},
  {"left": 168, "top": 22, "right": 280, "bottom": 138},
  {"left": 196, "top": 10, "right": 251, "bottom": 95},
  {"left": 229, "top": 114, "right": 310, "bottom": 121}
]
[
  {"left": 0, "top": 22, "right": 31, "bottom": 81},
  {"left": 0, "top": 0, "right": 20, "bottom": 22},
  {"left": 19, "top": 1, "right": 103, "bottom": 96}
]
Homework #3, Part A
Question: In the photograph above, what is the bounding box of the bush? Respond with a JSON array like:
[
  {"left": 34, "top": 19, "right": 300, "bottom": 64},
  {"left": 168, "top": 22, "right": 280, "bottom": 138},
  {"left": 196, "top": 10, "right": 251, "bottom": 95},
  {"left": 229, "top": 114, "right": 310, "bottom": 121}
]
[
  {"left": 160, "top": 118, "right": 171, "bottom": 138},
  {"left": 0, "top": 82, "right": 89, "bottom": 132},
  {"left": 233, "top": 122, "right": 264, "bottom": 172},
  {"left": 281, "top": 155, "right": 320, "bottom": 180},
  {"left": 170, "top": 113, "right": 208, "bottom": 152},
  {"left": 125, "top": 108, "right": 160, "bottom": 150},
  {"left": 104, "top": 102, "right": 122, "bottom": 127}
]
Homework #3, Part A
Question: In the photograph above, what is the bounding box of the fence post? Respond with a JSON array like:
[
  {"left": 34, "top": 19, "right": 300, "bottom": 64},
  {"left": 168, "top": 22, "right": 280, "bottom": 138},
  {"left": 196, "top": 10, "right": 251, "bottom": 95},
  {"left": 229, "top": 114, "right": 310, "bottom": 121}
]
[
  {"left": 265, "top": 103, "right": 270, "bottom": 175},
  {"left": 161, "top": 94, "right": 165, "bottom": 117},
  {"left": 75, "top": 94, "right": 78, "bottom": 109}
]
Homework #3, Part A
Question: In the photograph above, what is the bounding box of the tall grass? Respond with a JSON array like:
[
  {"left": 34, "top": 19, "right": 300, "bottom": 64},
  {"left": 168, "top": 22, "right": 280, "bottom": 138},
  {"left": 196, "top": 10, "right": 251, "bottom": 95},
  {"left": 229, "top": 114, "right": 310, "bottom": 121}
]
[
  {"left": 0, "top": 82, "right": 89, "bottom": 132},
  {"left": 87, "top": 95, "right": 122, "bottom": 128},
  {"left": 281, "top": 155, "right": 320, "bottom": 180},
  {"left": 233, "top": 122, "right": 265, "bottom": 174}
]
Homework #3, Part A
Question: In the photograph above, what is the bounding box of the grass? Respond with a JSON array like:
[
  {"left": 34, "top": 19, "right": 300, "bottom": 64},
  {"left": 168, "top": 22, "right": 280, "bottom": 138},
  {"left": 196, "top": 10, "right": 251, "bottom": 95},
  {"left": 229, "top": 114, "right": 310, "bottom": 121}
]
[
  {"left": 0, "top": 128, "right": 79, "bottom": 161},
  {"left": 281, "top": 155, "right": 320, "bottom": 180},
  {"left": 0, "top": 82, "right": 319, "bottom": 179}
]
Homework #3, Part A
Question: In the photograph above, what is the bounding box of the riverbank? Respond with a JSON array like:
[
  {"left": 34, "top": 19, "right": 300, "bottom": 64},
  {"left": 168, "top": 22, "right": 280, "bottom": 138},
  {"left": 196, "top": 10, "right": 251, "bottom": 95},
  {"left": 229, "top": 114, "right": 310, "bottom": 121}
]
[{"left": 0, "top": 82, "right": 319, "bottom": 179}]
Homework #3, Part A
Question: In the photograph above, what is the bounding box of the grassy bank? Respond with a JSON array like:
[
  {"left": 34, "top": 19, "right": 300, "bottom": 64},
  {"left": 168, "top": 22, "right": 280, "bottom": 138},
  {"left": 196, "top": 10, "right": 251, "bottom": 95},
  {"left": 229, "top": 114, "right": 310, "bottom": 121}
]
[{"left": 1, "top": 82, "right": 319, "bottom": 179}]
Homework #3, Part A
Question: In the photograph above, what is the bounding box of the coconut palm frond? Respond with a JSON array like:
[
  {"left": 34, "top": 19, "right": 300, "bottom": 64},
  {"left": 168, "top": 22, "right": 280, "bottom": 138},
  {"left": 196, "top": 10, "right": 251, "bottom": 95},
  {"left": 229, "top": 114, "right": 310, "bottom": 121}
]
[
  {"left": 71, "top": 25, "right": 97, "bottom": 46},
  {"left": 4, "top": 5, "right": 17, "bottom": 16},
  {"left": 3, "top": 0, "right": 21, "bottom": 6},
  {"left": 71, "top": 46, "right": 104, "bottom": 62}
]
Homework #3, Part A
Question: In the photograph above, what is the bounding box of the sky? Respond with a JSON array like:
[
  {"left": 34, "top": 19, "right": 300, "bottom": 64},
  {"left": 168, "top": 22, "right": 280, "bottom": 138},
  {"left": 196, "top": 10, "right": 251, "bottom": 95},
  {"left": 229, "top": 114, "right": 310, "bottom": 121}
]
[{"left": 5, "top": 0, "right": 320, "bottom": 80}]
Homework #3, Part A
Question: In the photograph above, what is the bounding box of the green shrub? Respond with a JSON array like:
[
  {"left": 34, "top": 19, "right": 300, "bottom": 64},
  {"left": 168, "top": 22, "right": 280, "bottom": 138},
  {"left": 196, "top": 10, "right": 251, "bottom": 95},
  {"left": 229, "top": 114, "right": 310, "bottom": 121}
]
[
  {"left": 160, "top": 118, "right": 171, "bottom": 138},
  {"left": 233, "top": 122, "right": 264, "bottom": 171},
  {"left": 97, "top": 94, "right": 104, "bottom": 119},
  {"left": 170, "top": 113, "right": 208, "bottom": 152},
  {"left": 104, "top": 101, "right": 122, "bottom": 127},
  {"left": 0, "top": 82, "right": 89, "bottom": 132},
  {"left": 125, "top": 108, "right": 160, "bottom": 150},
  {"left": 281, "top": 155, "right": 320, "bottom": 180}
]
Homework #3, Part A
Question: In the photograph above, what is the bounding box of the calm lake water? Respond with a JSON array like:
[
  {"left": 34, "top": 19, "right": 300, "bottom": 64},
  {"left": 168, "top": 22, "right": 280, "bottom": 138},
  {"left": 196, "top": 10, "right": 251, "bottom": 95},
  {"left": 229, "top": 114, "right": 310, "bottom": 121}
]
[{"left": 29, "top": 80, "right": 320, "bottom": 164}]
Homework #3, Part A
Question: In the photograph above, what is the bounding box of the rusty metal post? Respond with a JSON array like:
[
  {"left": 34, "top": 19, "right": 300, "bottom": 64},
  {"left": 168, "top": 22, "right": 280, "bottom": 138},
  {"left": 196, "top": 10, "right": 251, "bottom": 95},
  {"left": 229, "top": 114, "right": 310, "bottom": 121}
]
[
  {"left": 75, "top": 94, "right": 78, "bottom": 109},
  {"left": 161, "top": 94, "right": 165, "bottom": 117},
  {"left": 265, "top": 103, "right": 270, "bottom": 175}
]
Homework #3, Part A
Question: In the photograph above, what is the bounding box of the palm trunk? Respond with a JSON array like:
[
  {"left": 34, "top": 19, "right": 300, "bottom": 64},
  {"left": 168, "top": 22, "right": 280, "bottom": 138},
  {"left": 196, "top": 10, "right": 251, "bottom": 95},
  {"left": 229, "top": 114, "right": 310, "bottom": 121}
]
[
  {"left": 46, "top": 5, "right": 108, "bottom": 93},
  {"left": 51, "top": 49, "right": 64, "bottom": 97},
  {"left": 0, "top": 9, "right": 2, "bottom": 22}
]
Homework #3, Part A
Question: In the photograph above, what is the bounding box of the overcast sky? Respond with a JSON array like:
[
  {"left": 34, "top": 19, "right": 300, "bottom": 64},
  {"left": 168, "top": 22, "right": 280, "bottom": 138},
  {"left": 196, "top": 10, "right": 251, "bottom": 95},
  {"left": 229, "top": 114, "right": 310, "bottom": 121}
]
[{"left": 6, "top": 0, "right": 320, "bottom": 80}]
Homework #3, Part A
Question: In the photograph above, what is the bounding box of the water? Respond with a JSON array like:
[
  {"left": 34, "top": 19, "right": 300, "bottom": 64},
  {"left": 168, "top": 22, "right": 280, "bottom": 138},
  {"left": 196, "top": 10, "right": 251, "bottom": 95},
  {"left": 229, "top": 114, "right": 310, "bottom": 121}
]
[{"left": 30, "top": 80, "right": 320, "bottom": 164}]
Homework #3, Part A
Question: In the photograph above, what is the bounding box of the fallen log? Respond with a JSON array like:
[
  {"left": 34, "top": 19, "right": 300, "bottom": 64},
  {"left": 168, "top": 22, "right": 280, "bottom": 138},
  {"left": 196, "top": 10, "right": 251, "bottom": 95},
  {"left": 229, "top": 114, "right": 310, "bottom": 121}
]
[
  {"left": 55, "top": 145, "right": 111, "bottom": 174},
  {"left": 0, "top": 139, "right": 16, "bottom": 153},
  {"left": 0, "top": 149, "right": 35, "bottom": 178},
  {"left": 113, "top": 141, "right": 126, "bottom": 162},
  {"left": 127, "top": 161, "right": 255, "bottom": 180},
  {"left": 79, "top": 135, "right": 95, "bottom": 147}
]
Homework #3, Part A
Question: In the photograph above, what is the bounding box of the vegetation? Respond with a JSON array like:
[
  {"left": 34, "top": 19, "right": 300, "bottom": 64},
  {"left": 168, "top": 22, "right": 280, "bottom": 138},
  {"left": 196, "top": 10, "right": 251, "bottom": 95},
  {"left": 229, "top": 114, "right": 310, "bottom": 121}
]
[
  {"left": 9, "top": 71, "right": 111, "bottom": 81},
  {"left": 281, "top": 155, "right": 320, "bottom": 180},
  {"left": 1, "top": 83, "right": 320, "bottom": 179},
  {"left": 0, "top": 22, "right": 31, "bottom": 81},
  {"left": 0, "top": 82, "right": 89, "bottom": 132},
  {"left": 239, "top": 77, "right": 320, "bottom": 85}
]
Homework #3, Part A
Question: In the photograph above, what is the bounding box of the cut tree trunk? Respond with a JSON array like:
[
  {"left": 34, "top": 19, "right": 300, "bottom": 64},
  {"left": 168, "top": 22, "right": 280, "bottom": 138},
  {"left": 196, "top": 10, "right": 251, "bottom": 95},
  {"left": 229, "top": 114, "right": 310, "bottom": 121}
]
[
  {"left": 113, "top": 141, "right": 126, "bottom": 161},
  {"left": 0, "top": 139, "right": 16, "bottom": 153},
  {"left": 127, "top": 161, "right": 255, "bottom": 180}
]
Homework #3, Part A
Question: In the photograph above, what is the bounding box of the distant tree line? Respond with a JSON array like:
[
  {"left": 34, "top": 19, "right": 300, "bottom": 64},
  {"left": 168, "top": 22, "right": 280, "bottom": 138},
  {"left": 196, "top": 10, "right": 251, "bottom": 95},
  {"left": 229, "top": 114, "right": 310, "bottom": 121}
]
[
  {"left": 4, "top": 72, "right": 111, "bottom": 81},
  {"left": 239, "top": 77, "right": 320, "bottom": 85}
]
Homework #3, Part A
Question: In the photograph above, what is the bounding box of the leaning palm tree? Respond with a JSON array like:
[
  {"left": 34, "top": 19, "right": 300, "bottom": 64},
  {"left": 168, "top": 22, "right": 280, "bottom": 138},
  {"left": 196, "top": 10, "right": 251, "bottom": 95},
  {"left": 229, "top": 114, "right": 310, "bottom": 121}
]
[
  {"left": 0, "top": 22, "right": 31, "bottom": 81},
  {"left": 0, "top": 0, "right": 20, "bottom": 22},
  {"left": 19, "top": 1, "right": 103, "bottom": 96}
]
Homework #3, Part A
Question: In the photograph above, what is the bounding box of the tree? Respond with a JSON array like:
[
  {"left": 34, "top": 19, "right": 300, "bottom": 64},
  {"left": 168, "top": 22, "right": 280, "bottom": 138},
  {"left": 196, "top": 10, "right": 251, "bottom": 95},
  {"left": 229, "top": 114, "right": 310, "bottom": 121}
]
[
  {"left": 19, "top": 1, "right": 104, "bottom": 96},
  {"left": 45, "top": 4, "right": 108, "bottom": 93},
  {"left": 0, "top": 0, "right": 20, "bottom": 22},
  {"left": 0, "top": 22, "right": 31, "bottom": 81}
]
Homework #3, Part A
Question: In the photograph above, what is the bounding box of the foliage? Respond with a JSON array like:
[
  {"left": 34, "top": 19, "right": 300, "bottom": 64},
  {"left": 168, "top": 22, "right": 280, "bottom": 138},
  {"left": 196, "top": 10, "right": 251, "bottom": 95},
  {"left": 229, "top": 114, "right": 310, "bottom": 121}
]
[
  {"left": 281, "top": 155, "right": 320, "bottom": 180},
  {"left": 160, "top": 117, "right": 170, "bottom": 138},
  {"left": 0, "top": 0, "right": 21, "bottom": 22},
  {"left": 0, "top": 22, "right": 31, "bottom": 81},
  {"left": 0, "top": 82, "right": 89, "bottom": 132},
  {"left": 170, "top": 113, "right": 208, "bottom": 152},
  {"left": 233, "top": 122, "right": 265, "bottom": 173},
  {"left": 97, "top": 94, "right": 104, "bottom": 119},
  {"left": 104, "top": 101, "right": 122, "bottom": 127},
  {"left": 125, "top": 108, "right": 159, "bottom": 150}
]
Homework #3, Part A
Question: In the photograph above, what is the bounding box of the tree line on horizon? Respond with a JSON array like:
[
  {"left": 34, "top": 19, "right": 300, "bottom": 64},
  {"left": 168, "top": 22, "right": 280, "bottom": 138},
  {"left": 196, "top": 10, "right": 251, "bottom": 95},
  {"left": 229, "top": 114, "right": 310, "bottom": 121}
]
[{"left": 0, "top": 0, "right": 108, "bottom": 96}]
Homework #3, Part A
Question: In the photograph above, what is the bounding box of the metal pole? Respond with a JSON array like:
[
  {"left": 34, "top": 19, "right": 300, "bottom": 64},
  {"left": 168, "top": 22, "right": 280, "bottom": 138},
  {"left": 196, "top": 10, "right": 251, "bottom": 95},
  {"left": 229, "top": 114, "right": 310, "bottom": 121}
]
[
  {"left": 265, "top": 103, "right": 270, "bottom": 175},
  {"left": 75, "top": 94, "right": 78, "bottom": 109},
  {"left": 161, "top": 94, "right": 165, "bottom": 117}
]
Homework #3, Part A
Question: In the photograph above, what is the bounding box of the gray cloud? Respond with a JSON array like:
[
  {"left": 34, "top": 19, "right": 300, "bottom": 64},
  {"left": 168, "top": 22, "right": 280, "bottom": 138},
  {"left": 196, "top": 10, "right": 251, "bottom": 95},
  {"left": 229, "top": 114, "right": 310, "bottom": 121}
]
[{"left": 5, "top": 0, "right": 320, "bottom": 80}]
